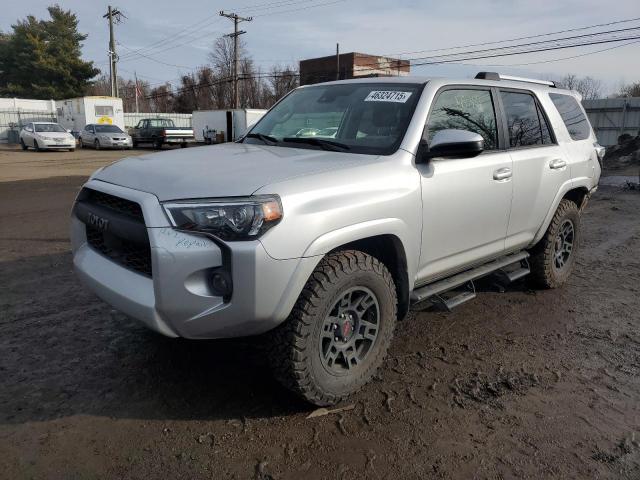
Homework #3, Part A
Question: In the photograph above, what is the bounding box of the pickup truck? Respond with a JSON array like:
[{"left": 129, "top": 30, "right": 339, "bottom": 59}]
[
  {"left": 71, "top": 73, "right": 603, "bottom": 406},
  {"left": 129, "top": 118, "right": 195, "bottom": 149}
]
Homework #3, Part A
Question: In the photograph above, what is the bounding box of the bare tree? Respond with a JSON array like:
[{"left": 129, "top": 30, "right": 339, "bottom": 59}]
[
  {"left": 267, "top": 64, "right": 298, "bottom": 104},
  {"left": 617, "top": 81, "right": 640, "bottom": 98},
  {"left": 556, "top": 74, "right": 602, "bottom": 100}
]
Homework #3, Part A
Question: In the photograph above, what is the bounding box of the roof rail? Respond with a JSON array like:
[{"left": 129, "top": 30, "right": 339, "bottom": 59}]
[{"left": 475, "top": 72, "right": 556, "bottom": 87}]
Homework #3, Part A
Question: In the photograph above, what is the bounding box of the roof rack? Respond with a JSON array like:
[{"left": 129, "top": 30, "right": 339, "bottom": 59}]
[{"left": 475, "top": 72, "right": 556, "bottom": 87}]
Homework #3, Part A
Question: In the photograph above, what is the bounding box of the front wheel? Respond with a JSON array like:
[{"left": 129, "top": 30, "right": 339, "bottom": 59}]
[
  {"left": 33, "top": 139, "right": 41, "bottom": 152},
  {"left": 268, "top": 250, "right": 397, "bottom": 406},
  {"left": 94, "top": 139, "right": 100, "bottom": 150},
  {"left": 529, "top": 199, "right": 580, "bottom": 289},
  {"left": 20, "top": 139, "right": 28, "bottom": 150}
]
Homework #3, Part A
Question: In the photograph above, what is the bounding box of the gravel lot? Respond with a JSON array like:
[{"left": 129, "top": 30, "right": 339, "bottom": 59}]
[{"left": 1, "top": 145, "right": 639, "bottom": 479}]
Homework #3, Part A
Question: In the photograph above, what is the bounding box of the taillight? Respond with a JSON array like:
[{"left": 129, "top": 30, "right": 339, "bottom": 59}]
[{"left": 161, "top": 129, "right": 167, "bottom": 137}]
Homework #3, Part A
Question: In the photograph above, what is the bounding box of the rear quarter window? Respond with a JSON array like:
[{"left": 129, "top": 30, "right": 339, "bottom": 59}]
[{"left": 549, "top": 93, "right": 591, "bottom": 141}]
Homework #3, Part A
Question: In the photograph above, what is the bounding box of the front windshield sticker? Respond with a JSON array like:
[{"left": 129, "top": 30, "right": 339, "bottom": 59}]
[{"left": 364, "top": 91, "right": 413, "bottom": 103}]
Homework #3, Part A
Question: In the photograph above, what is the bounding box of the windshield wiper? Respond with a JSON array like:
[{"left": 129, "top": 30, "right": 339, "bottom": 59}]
[
  {"left": 245, "top": 133, "right": 279, "bottom": 145},
  {"left": 282, "top": 137, "right": 350, "bottom": 151}
]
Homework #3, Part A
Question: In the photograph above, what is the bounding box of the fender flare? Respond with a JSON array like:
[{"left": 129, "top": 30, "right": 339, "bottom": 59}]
[{"left": 531, "top": 177, "right": 593, "bottom": 245}]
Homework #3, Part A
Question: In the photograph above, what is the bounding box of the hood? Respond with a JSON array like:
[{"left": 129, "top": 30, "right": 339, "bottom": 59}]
[
  {"left": 38, "top": 131, "right": 71, "bottom": 138},
  {"left": 93, "top": 142, "right": 377, "bottom": 201}
]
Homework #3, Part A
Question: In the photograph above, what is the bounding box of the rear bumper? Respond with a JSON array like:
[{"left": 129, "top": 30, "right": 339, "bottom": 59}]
[
  {"left": 71, "top": 180, "right": 320, "bottom": 339},
  {"left": 163, "top": 137, "right": 196, "bottom": 143}
]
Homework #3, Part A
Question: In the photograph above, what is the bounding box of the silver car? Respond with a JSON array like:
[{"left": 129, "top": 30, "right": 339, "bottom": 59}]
[
  {"left": 79, "top": 124, "right": 133, "bottom": 150},
  {"left": 71, "top": 73, "right": 602, "bottom": 405}
]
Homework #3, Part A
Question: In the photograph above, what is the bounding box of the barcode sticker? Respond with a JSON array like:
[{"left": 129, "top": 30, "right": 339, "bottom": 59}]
[{"left": 364, "top": 91, "right": 413, "bottom": 103}]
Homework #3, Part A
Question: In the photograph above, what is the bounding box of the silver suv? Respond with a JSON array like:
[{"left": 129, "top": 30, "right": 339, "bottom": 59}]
[{"left": 71, "top": 72, "right": 602, "bottom": 405}]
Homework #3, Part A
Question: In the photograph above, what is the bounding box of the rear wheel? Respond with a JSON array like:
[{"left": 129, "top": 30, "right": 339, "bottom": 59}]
[
  {"left": 267, "top": 250, "right": 397, "bottom": 406},
  {"left": 529, "top": 199, "right": 580, "bottom": 289},
  {"left": 153, "top": 138, "right": 162, "bottom": 149},
  {"left": 180, "top": 142, "right": 188, "bottom": 148}
]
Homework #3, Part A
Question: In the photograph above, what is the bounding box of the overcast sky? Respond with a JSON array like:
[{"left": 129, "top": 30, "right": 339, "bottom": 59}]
[{"left": 3, "top": 0, "right": 640, "bottom": 94}]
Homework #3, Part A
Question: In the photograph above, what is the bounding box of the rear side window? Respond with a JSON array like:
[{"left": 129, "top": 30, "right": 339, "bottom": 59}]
[
  {"left": 500, "top": 91, "right": 553, "bottom": 148},
  {"left": 427, "top": 89, "right": 498, "bottom": 150},
  {"left": 549, "top": 93, "right": 591, "bottom": 141}
]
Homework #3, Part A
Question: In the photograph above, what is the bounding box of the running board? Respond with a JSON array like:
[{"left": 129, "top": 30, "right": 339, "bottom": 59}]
[{"left": 411, "top": 251, "right": 530, "bottom": 304}]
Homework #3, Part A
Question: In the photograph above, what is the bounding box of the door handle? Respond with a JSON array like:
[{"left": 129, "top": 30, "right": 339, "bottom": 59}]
[
  {"left": 549, "top": 159, "right": 567, "bottom": 170},
  {"left": 493, "top": 167, "right": 512, "bottom": 181}
]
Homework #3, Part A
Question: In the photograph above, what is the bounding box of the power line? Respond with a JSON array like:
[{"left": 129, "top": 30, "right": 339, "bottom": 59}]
[{"left": 383, "top": 15, "right": 640, "bottom": 57}]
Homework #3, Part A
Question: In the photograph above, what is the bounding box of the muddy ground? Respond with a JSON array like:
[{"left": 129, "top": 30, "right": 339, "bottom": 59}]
[{"left": 0, "top": 146, "right": 639, "bottom": 479}]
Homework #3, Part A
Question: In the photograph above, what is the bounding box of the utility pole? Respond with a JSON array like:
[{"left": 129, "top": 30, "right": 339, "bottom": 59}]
[
  {"left": 134, "top": 71, "right": 140, "bottom": 113},
  {"left": 336, "top": 43, "right": 340, "bottom": 80},
  {"left": 219, "top": 11, "right": 253, "bottom": 109},
  {"left": 103, "top": 6, "right": 124, "bottom": 97}
]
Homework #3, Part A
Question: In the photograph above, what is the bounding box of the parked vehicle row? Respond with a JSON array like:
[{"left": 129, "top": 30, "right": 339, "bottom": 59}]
[{"left": 19, "top": 118, "right": 196, "bottom": 152}]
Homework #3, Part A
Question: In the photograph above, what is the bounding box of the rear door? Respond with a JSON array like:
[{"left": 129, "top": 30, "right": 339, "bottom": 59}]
[
  {"left": 498, "top": 89, "right": 571, "bottom": 251},
  {"left": 416, "top": 86, "right": 513, "bottom": 282}
]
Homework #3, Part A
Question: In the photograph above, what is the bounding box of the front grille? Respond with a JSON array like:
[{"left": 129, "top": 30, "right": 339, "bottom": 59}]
[
  {"left": 79, "top": 188, "right": 152, "bottom": 277},
  {"left": 84, "top": 189, "right": 144, "bottom": 222},
  {"left": 86, "top": 226, "right": 152, "bottom": 277}
]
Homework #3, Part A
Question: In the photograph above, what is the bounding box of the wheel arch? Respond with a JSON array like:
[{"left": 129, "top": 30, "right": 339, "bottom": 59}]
[
  {"left": 329, "top": 234, "right": 410, "bottom": 321},
  {"left": 531, "top": 180, "right": 593, "bottom": 246}
]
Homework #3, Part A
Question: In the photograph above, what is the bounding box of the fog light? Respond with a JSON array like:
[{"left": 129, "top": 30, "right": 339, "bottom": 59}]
[{"left": 210, "top": 269, "right": 232, "bottom": 297}]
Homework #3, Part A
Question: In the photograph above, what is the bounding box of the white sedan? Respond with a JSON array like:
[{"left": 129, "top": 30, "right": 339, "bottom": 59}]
[{"left": 20, "top": 122, "right": 76, "bottom": 152}]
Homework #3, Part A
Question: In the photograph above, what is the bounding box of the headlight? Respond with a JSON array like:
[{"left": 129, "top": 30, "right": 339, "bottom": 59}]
[{"left": 163, "top": 195, "right": 283, "bottom": 241}]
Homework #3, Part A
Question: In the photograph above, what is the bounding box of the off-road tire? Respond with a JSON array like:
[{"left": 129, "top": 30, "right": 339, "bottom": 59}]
[
  {"left": 529, "top": 199, "right": 580, "bottom": 289},
  {"left": 267, "top": 250, "right": 397, "bottom": 406}
]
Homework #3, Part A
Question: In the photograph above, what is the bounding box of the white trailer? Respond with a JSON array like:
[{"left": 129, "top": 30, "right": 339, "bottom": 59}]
[
  {"left": 55, "top": 96, "right": 125, "bottom": 135},
  {"left": 192, "top": 108, "right": 266, "bottom": 143}
]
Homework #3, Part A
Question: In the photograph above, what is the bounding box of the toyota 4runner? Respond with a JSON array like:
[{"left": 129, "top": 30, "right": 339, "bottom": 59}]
[{"left": 71, "top": 72, "right": 602, "bottom": 405}]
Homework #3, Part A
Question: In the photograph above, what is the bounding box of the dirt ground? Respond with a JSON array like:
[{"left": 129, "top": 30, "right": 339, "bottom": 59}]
[{"left": 1, "top": 145, "right": 639, "bottom": 479}]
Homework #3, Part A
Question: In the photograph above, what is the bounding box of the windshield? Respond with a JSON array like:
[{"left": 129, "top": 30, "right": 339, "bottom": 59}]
[
  {"left": 148, "top": 119, "right": 175, "bottom": 128},
  {"left": 244, "top": 82, "right": 423, "bottom": 155},
  {"left": 95, "top": 125, "right": 124, "bottom": 133},
  {"left": 34, "top": 123, "right": 66, "bottom": 133}
]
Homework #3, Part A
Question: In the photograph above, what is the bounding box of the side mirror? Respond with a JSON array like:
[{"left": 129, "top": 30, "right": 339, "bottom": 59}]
[{"left": 419, "top": 129, "right": 484, "bottom": 162}]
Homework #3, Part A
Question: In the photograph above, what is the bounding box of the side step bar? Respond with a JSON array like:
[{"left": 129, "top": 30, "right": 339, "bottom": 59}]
[{"left": 411, "top": 251, "right": 530, "bottom": 304}]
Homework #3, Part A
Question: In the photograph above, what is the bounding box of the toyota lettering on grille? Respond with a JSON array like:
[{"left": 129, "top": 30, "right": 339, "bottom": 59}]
[{"left": 88, "top": 212, "right": 110, "bottom": 232}]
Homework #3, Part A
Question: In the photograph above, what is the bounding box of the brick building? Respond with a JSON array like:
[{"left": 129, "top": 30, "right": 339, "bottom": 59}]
[{"left": 299, "top": 52, "right": 410, "bottom": 86}]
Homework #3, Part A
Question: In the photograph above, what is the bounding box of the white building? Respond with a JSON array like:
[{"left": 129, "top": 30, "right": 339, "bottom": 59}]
[{"left": 56, "top": 96, "right": 125, "bottom": 134}]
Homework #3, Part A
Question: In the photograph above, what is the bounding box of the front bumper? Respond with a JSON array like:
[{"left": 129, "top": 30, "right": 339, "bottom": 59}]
[
  {"left": 40, "top": 138, "right": 75, "bottom": 148},
  {"left": 99, "top": 137, "right": 132, "bottom": 148},
  {"left": 71, "top": 180, "right": 319, "bottom": 339}
]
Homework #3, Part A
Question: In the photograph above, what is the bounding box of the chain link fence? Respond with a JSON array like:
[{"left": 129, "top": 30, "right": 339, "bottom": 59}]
[{"left": 0, "top": 109, "right": 57, "bottom": 143}]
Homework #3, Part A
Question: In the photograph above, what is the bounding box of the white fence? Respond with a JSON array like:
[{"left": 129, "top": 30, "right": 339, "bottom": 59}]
[{"left": 123, "top": 113, "right": 192, "bottom": 129}]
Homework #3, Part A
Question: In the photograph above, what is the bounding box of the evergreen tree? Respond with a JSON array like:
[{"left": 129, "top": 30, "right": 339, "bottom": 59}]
[{"left": 0, "top": 5, "right": 99, "bottom": 99}]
